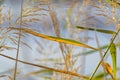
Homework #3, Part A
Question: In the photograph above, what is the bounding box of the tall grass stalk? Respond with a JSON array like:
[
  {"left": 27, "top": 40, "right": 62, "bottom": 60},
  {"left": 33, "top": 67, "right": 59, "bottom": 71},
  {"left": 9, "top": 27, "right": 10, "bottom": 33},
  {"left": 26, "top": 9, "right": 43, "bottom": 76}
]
[
  {"left": 89, "top": 28, "right": 120, "bottom": 80},
  {"left": 13, "top": 0, "right": 23, "bottom": 80},
  {"left": 0, "top": 53, "right": 89, "bottom": 79}
]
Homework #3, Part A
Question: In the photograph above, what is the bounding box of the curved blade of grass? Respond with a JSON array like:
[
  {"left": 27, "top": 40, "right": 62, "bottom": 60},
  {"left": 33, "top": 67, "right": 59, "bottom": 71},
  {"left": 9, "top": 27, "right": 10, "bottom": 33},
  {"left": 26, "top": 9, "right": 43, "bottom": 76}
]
[
  {"left": 10, "top": 27, "right": 97, "bottom": 50},
  {"left": 74, "top": 44, "right": 119, "bottom": 57},
  {"left": 102, "top": 62, "right": 114, "bottom": 79},
  {"left": 0, "top": 53, "right": 89, "bottom": 79},
  {"left": 73, "top": 45, "right": 108, "bottom": 58},
  {"left": 110, "top": 43, "right": 117, "bottom": 79},
  {"left": 76, "top": 26, "right": 116, "bottom": 34}
]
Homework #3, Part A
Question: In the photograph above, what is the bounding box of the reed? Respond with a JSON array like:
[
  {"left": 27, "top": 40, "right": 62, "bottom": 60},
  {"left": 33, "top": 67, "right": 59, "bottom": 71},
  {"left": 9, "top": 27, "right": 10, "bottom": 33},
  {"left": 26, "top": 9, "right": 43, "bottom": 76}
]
[{"left": 0, "top": 0, "right": 119, "bottom": 80}]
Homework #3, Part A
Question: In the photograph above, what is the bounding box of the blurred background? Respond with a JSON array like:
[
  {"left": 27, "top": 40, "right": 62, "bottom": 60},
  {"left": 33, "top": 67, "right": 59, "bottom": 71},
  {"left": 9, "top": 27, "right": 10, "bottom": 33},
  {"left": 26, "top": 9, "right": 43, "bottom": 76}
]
[{"left": 0, "top": 0, "right": 120, "bottom": 80}]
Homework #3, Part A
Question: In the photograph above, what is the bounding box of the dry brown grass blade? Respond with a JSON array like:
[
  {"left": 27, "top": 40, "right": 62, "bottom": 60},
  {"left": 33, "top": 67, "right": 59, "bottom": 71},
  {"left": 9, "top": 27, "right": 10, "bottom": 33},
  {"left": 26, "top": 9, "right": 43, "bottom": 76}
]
[
  {"left": 21, "top": 41, "right": 32, "bottom": 49},
  {"left": 0, "top": 75, "right": 12, "bottom": 80},
  {"left": 9, "top": 36, "right": 18, "bottom": 45},
  {"left": 2, "top": 45, "right": 16, "bottom": 50},
  {"left": 48, "top": 8, "right": 60, "bottom": 37},
  {"left": 48, "top": 4, "right": 68, "bottom": 70},
  {"left": 10, "top": 27, "right": 97, "bottom": 50},
  {"left": 0, "top": 53, "right": 89, "bottom": 79},
  {"left": 0, "top": 5, "right": 5, "bottom": 24},
  {"left": 102, "top": 62, "right": 114, "bottom": 79}
]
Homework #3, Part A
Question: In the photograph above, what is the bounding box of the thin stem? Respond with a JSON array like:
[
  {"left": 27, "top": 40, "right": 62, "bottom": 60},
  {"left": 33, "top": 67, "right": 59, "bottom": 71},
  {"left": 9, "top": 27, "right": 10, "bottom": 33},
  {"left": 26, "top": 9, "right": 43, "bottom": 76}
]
[
  {"left": 89, "top": 28, "right": 120, "bottom": 80},
  {"left": 13, "top": 0, "right": 23, "bottom": 80},
  {"left": 0, "top": 53, "right": 89, "bottom": 79},
  {"left": 95, "top": 31, "right": 107, "bottom": 80}
]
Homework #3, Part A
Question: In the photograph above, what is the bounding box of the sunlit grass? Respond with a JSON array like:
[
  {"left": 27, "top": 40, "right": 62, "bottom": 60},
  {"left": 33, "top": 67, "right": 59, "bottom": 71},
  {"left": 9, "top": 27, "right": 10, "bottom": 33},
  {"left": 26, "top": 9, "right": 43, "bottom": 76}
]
[{"left": 0, "top": 0, "right": 120, "bottom": 80}]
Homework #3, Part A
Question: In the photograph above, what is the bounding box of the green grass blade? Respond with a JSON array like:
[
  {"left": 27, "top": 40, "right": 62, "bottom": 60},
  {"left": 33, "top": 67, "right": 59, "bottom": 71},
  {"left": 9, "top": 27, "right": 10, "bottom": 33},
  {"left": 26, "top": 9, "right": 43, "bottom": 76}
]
[
  {"left": 94, "top": 72, "right": 108, "bottom": 80},
  {"left": 110, "top": 43, "right": 117, "bottom": 79},
  {"left": 76, "top": 44, "right": 119, "bottom": 56},
  {"left": 76, "top": 26, "right": 116, "bottom": 34},
  {"left": 73, "top": 45, "right": 108, "bottom": 57},
  {"left": 10, "top": 27, "right": 97, "bottom": 50}
]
